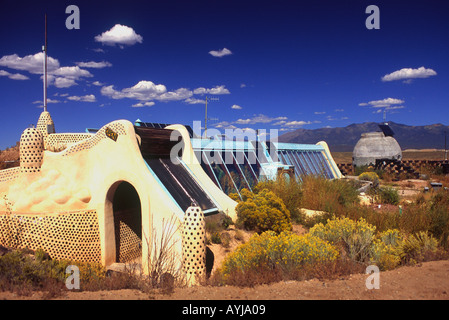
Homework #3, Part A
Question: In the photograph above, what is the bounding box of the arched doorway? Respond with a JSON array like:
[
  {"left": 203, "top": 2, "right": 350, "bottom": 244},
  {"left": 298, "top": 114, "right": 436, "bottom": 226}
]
[{"left": 112, "top": 181, "right": 142, "bottom": 263}]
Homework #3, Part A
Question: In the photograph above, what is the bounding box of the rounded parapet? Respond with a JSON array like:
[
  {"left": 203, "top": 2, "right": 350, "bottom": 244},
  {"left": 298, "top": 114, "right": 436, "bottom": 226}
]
[
  {"left": 19, "top": 127, "right": 44, "bottom": 174},
  {"left": 36, "top": 111, "right": 55, "bottom": 138}
]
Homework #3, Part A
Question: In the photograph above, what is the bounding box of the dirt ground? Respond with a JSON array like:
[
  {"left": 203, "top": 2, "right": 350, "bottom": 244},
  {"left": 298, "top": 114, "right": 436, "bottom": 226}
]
[{"left": 0, "top": 259, "right": 448, "bottom": 300}]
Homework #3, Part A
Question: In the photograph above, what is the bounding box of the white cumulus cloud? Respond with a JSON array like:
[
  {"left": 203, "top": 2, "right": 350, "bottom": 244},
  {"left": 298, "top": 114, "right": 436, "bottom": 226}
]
[
  {"left": 359, "top": 97, "right": 404, "bottom": 108},
  {"left": 0, "top": 70, "right": 29, "bottom": 80},
  {"left": 193, "top": 85, "right": 230, "bottom": 95},
  {"left": 132, "top": 101, "right": 155, "bottom": 107},
  {"left": 208, "top": 48, "right": 232, "bottom": 58},
  {"left": 381, "top": 67, "right": 437, "bottom": 82},
  {"left": 95, "top": 24, "right": 143, "bottom": 47},
  {"left": 67, "top": 94, "right": 96, "bottom": 102},
  {"left": 0, "top": 52, "right": 59, "bottom": 74},
  {"left": 231, "top": 104, "right": 242, "bottom": 110},
  {"left": 52, "top": 66, "right": 93, "bottom": 80},
  {"left": 76, "top": 61, "right": 112, "bottom": 68}
]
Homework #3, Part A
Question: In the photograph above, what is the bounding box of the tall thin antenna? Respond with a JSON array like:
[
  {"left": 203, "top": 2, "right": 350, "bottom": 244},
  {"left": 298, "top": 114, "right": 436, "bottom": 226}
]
[
  {"left": 43, "top": 14, "right": 48, "bottom": 112},
  {"left": 204, "top": 96, "right": 219, "bottom": 138}
]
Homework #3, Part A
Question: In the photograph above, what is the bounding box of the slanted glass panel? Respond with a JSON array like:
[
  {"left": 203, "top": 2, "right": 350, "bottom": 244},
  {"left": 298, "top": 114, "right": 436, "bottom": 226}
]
[
  {"left": 289, "top": 151, "right": 307, "bottom": 176},
  {"left": 144, "top": 156, "right": 217, "bottom": 213},
  {"left": 202, "top": 150, "right": 231, "bottom": 193},
  {"left": 223, "top": 151, "right": 249, "bottom": 191},
  {"left": 314, "top": 152, "right": 335, "bottom": 179},
  {"left": 200, "top": 151, "right": 223, "bottom": 190},
  {"left": 246, "top": 150, "right": 262, "bottom": 180},
  {"left": 286, "top": 151, "right": 304, "bottom": 178},
  {"left": 310, "top": 151, "right": 327, "bottom": 177},
  {"left": 234, "top": 151, "right": 258, "bottom": 189},
  {"left": 252, "top": 141, "right": 269, "bottom": 164},
  {"left": 280, "top": 151, "right": 291, "bottom": 166},
  {"left": 297, "top": 152, "right": 313, "bottom": 175},
  {"left": 308, "top": 151, "right": 325, "bottom": 177},
  {"left": 206, "top": 151, "right": 239, "bottom": 196},
  {"left": 303, "top": 151, "right": 319, "bottom": 175},
  {"left": 282, "top": 151, "right": 300, "bottom": 179},
  {"left": 277, "top": 151, "right": 288, "bottom": 165}
]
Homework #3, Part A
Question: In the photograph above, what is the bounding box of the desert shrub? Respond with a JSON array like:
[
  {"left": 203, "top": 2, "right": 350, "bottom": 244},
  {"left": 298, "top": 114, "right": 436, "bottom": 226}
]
[
  {"left": 300, "top": 176, "right": 359, "bottom": 216},
  {"left": 210, "top": 232, "right": 222, "bottom": 244},
  {"left": 219, "top": 231, "right": 339, "bottom": 285},
  {"left": 370, "top": 229, "right": 403, "bottom": 270},
  {"left": 378, "top": 186, "right": 400, "bottom": 205},
  {"left": 309, "top": 217, "right": 376, "bottom": 263},
  {"left": 205, "top": 212, "right": 233, "bottom": 234},
  {"left": 0, "top": 248, "right": 108, "bottom": 295},
  {"left": 395, "top": 231, "right": 439, "bottom": 264},
  {"left": 343, "top": 203, "right": 400, "bottom": 233},
  {"left": 235, "top": 188, "right": 292, "bottom": 234},
  {"left": 398, "top": 203, "right": 430, "bottom": 235},
  {"left": 428, "top": 191, "right": 449, "bottom": 247},
  {"left": 254, "top": 176, "right": 303, "bottom": 223},
  {"left": 254, "top": 176, "right": 358, "bottom": 225},
  {"left": 359, "top": 172, "right": 380, "bottom": 186}
]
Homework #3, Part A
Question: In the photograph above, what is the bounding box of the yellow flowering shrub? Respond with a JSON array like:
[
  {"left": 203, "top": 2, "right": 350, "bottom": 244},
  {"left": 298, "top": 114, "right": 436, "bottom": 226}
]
[
  {"left": 395, "top": 231, "right": 439, "bottom": 264},
  {"left": 309, "top": 217, "right": 376, "bottom": 262},
  {"left": 371, "top": 229, "right": 403, "bottom": 270},
  {"left": 235, "top": 188, "right": 292, "bottom": 234},
  {"left": 220, "top": 231, "right": 339, "bottom": 280},
  {"left": 358, "top": 172, "right": 380, "bottom": 184}
]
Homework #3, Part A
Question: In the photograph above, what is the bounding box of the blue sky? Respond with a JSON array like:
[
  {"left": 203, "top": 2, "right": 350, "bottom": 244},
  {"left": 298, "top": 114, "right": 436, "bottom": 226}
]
[{"left": 0, "top": 0, "right": 448, "bottom": 149}]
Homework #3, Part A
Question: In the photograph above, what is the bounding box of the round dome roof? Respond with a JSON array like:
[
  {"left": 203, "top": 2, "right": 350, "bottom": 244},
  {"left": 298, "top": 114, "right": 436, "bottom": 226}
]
[{"left": 353, "top": 132, "right": 402, "bottom": 167}]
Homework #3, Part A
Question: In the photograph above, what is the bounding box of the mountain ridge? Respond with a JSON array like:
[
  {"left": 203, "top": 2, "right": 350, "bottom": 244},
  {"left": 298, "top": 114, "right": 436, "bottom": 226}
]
[{"left": 278, "top": 121, "right": 449, "bottom": 152}]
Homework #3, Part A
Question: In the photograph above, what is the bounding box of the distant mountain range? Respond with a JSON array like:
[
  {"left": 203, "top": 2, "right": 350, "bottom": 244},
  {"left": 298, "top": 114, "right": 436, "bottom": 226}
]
[{"left": 278, "top": 122, "right": 449, "bottom": 152}]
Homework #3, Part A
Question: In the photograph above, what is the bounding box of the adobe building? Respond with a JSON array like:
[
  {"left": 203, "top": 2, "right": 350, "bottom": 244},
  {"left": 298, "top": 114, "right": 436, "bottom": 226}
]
[
  {"left": 0, "top": 109, "right": 237, "bottom": 284},
  {"left": 0, "top": 109, "right": 342, "bottom": 284}
]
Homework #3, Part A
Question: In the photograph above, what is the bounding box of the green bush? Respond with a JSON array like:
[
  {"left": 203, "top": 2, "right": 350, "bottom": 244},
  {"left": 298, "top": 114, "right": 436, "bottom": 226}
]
[
  {"left": 235, "top": 188, "right": 292, "bottom": 234},
  {"left": 0, "top": 248, "right": 107, "bottom": 294},
  {"left": 428, "top": 191, "right": 449, "bottom": 247},
  {"left": 378, "top": 186, "right": 400, "bottom": 205},
  {"left": 299, "top": 176, "right": 359, "bottom": 219}
]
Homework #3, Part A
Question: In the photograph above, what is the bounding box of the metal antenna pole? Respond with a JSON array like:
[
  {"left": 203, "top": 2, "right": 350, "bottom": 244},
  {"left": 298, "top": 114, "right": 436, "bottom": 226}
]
[
  {"left": 204, "top": 96, "right": 219, "bottom": 139},
  {"left": 205, "top": 96, "right": 208, "bottom": 138},
  {"left": 43, "top": 14, "right": 48, "bottom": 112}
]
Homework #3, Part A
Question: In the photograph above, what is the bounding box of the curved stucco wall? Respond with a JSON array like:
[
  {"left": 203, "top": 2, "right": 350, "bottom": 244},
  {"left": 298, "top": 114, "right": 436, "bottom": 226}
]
[{"left": 353, "top": 132, "right": 402, "bottom": 167}]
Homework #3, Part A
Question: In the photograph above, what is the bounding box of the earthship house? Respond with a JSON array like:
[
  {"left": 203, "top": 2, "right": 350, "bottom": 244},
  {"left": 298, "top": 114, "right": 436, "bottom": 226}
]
[
  {"left": 0, "top": 109, "right": 342, "bottom": 285},
  {"left": 0, "top": 109, "right": 237, "bottom": 285}
]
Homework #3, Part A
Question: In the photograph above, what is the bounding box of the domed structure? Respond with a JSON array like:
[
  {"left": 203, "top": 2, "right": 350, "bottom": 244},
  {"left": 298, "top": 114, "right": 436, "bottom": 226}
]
[
  {"left": 353, "top": 131, "right": 402, "bottom": 167},
  {"left": 19, "top": 127, "right": 44, "bottom": 173}
]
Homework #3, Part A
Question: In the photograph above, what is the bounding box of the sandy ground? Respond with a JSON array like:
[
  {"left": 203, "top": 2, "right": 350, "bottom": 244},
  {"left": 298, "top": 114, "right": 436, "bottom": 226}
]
[{"left": 1, "top": 259, "right": 448, "bottom": 301}]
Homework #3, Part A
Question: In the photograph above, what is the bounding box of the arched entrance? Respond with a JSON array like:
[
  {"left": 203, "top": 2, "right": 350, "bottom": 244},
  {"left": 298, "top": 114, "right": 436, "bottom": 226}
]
[{"left": 112, "top": 181, "right": 142, "bottom": 263}]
